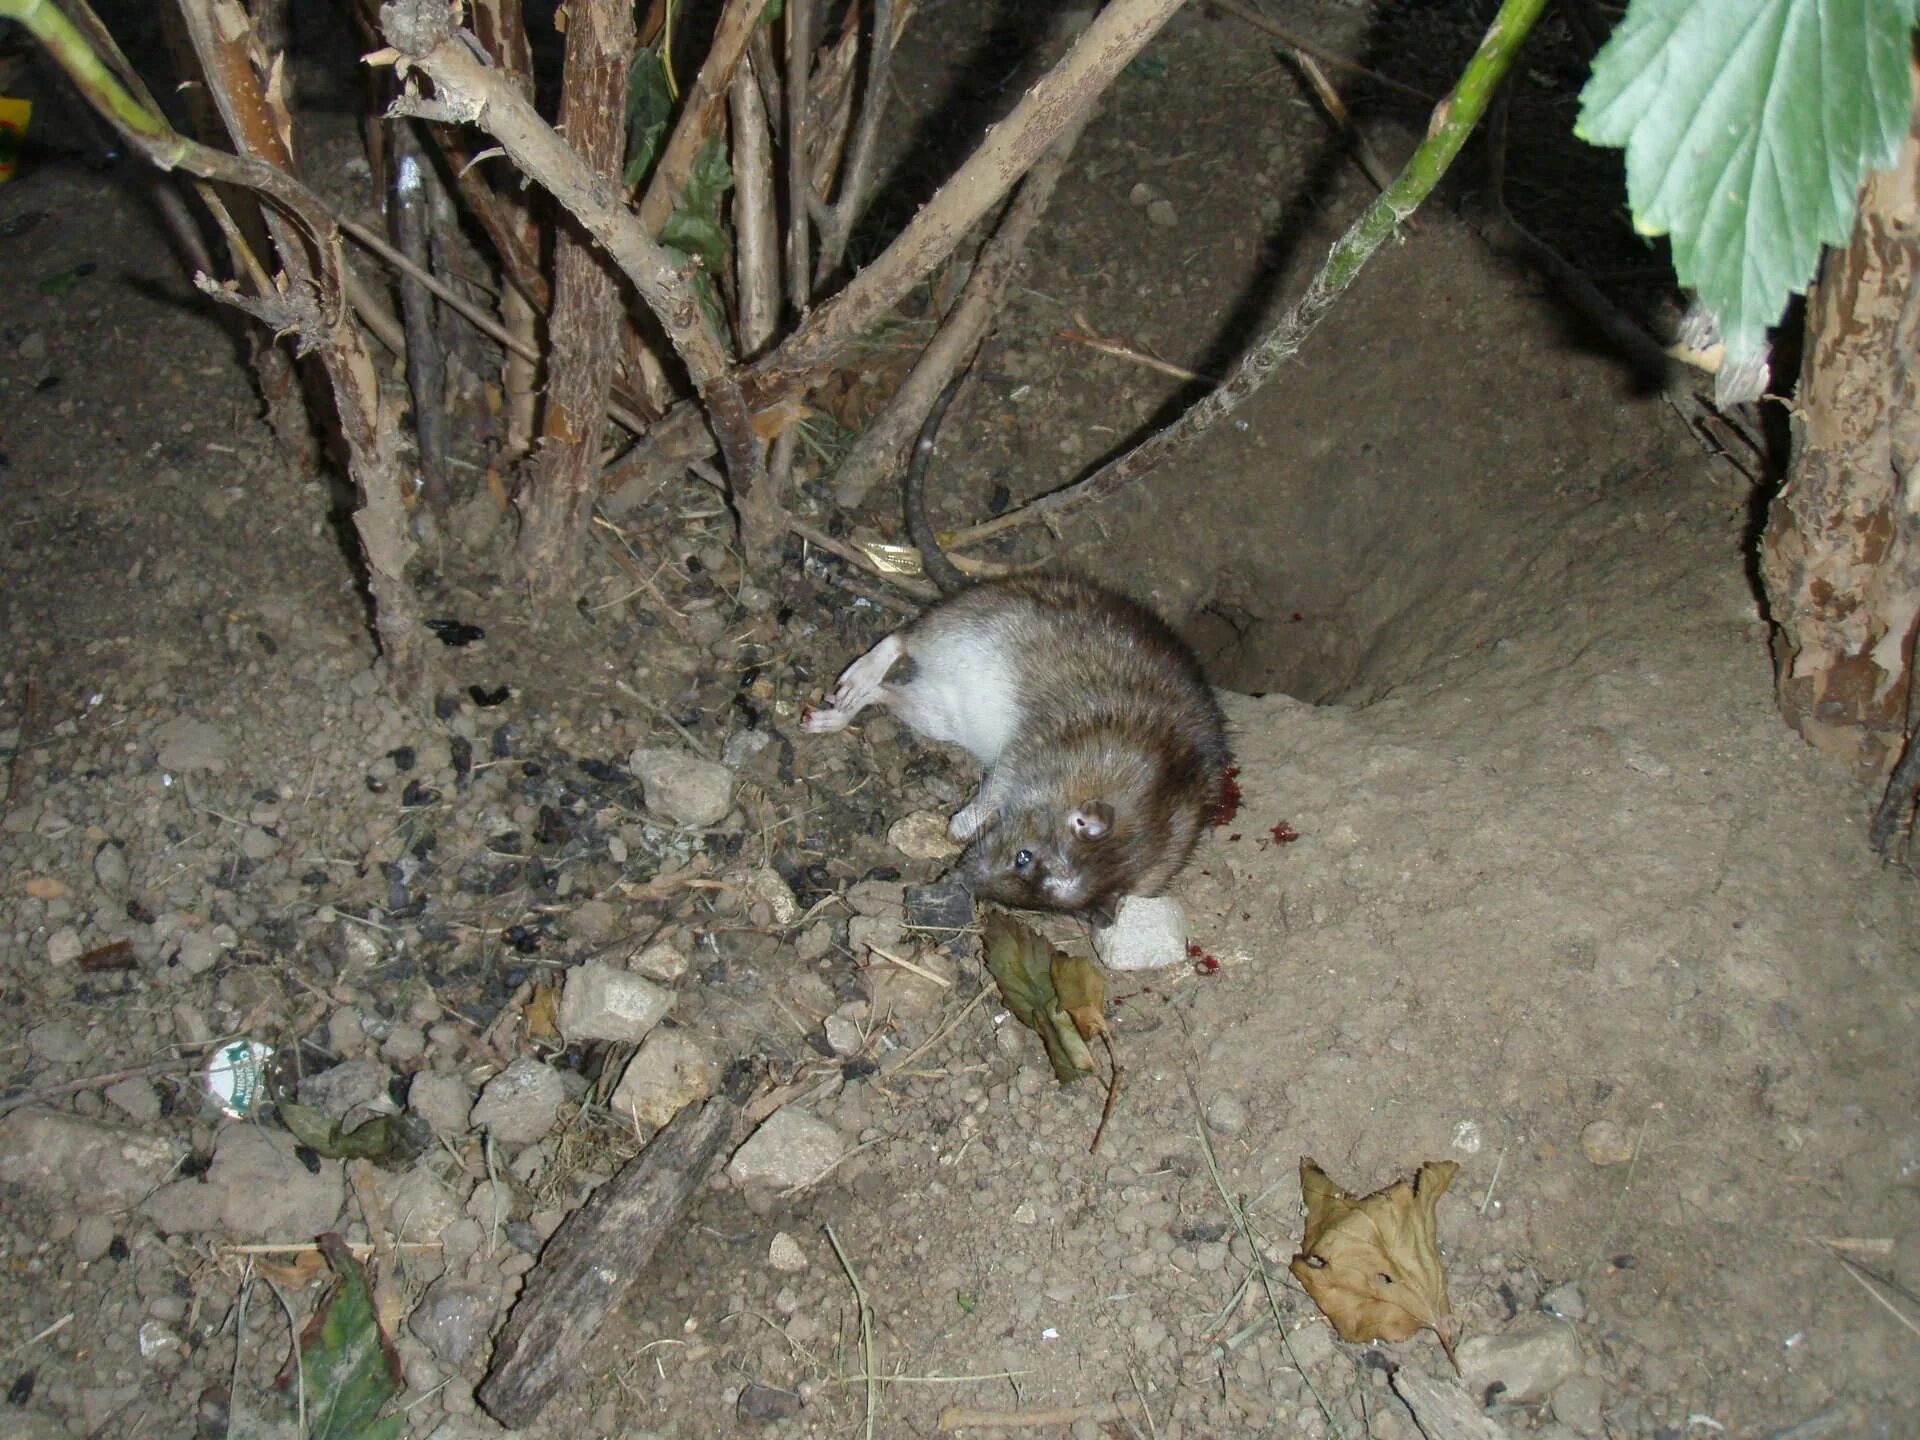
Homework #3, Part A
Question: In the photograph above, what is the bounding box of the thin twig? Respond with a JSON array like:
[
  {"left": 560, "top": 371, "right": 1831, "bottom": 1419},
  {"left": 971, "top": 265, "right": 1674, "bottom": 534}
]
[
  {"left": 824, "top": 1224, "right": 878, "bottom": 1440},
  {"left": 1208, "top": 0, "right": 1437, "bottom": 103},
  {"left": 1820, "top": 1244, "right": 1920, "bottom": 1342},
  {"left": 0, "top": 1057, "right": 198, "bottom": 1119},
  {"left": 1089, "top": 1032, "right": 1123, "bottom": 1154}
]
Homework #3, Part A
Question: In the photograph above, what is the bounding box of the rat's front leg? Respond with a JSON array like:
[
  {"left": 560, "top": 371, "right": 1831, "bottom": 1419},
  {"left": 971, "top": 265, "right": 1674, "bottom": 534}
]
[{"left": 949, "top": 767, "right": 1010, "bottom": 841}]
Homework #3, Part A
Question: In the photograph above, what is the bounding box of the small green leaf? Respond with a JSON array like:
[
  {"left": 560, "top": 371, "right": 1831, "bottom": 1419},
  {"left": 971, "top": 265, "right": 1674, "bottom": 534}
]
[
  {"left": 624, "top": 47, "right": 674, "bottom": 188},
  {"left": 278, "top": 1102, "right": 431, "bottom": 1166},
  {"left": 1576, "top": 0, "right": 1918, "bottom": 358},
  {"left": 36, "top": 262, "right": 96, "bottom": 297}
]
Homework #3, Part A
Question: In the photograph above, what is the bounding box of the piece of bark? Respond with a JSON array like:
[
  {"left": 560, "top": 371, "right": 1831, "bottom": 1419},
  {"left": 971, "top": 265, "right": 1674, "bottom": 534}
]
[{"left": 475, "top": 1063, "right": 756, "bottom": 1426}]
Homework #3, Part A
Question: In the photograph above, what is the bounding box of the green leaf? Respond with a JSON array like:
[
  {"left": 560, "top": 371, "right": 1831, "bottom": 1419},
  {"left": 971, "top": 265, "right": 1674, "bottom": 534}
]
[
  {"left": 981, "top": 912, "right": 1096, "bottom": 1083},
  {"left": 278, "top": 1102, "right": 432, "bottom": 1166},
  {"left": 291, "top": 1235, "right": 404, "bottom": 1440},
  {"left": 624, "top": 47, "right": 674, "bottom": 189},
  {"left": 36, "top": 262, "right": 95, "bottom": 296},
  {"left": 1576, "top": 0, "right": 1918, "bottom": 358}
]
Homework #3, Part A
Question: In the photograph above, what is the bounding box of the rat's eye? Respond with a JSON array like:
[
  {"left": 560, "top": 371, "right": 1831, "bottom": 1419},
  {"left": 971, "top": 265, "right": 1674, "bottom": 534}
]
[{"left": 1013, "top": 848, "right": 1034, "bottom": 871}]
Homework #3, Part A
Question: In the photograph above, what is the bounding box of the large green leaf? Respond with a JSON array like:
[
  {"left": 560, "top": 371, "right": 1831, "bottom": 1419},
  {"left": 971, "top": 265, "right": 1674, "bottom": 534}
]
[
  {"left": 1577, "top": 0, "right": 1917, "bottom": 357},
  {"left": 290, "top": 1236, "right": 405, "bottom": 1440}
]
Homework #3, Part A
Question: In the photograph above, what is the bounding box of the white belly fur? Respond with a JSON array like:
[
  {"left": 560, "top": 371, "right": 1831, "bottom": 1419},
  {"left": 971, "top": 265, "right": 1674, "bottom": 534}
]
[{"left": 889, "top": 628, "right": 1022, "bottom": 765}]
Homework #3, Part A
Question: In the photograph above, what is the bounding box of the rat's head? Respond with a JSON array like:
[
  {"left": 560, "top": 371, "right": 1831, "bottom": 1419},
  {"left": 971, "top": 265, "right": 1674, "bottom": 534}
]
[{"left": 958, "top": 800, "right": 1123, "bottom": 921}]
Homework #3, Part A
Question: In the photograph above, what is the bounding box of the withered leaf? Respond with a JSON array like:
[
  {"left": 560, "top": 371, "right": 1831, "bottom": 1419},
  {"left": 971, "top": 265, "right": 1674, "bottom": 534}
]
[
  {"left": 981, "top": 911, "right": 1095, "bottom": 1082},
  {"left": 1050, "top": 952, "right": 1109, "bottom": 1041},
  {"left": 525, "top": 982, "right": 561, "bottom": 1043},
  {"left": 279, "top": 1103, "right": 433, "bottom": 1167},
  {"left": 1289, "top": 1157, "right": 1460, "bottom": 1362}
]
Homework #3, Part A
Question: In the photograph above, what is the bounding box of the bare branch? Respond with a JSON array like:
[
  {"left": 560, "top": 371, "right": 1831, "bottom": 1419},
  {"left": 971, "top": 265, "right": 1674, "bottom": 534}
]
[
  {"left": 744, "top": 0, "right": 1188, "bottom": 407},
  {"left": 831, "top": 100, "right": 1095, "bottom": 508}
]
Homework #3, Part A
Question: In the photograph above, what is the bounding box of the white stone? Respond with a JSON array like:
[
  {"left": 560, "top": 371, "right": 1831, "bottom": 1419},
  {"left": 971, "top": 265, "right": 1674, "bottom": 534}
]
[
  {"left": 632, "top": 940, "right": 689, "bottom": 982},
  {"left": 628, "top": 747, "right": 735, "bottom": 826},
  {"left": 769, "top": 1232, "right": 808, "bottom": 1272},
  {"left": 1092, "top": 895, "right": 1189, "bottom": 971},
  {"left": 887, "top": 810, "right": 960, "bottom": 860},
  {"left": 726, "top": 1109, "right": 845, "bottom": 1191},
  {"left": 153, "top": 716, "right": 230, "bottom": 773},
  {"left": 470, "top": 1058, "right": 566, "bottom": 1146},
  {"left": 559, "top": 962, "right": 672, "bottom": 1044},
  {"left": 1458, "top": 1323, "right": 1583, "bottom": 1404}
]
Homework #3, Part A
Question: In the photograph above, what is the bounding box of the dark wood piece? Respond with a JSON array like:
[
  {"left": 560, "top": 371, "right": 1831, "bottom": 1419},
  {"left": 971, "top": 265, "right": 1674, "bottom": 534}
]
[{"left": 475, "top": 1064, "right": 756, "bottom": 1426}]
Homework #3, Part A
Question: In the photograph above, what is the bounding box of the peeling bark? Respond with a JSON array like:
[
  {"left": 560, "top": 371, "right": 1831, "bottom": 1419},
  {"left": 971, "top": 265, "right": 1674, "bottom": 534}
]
[
  {"left": 1760, "top": 73, "right": 1920, "bottom": 787},
  {"left": 514, "top": 0, "right": 636, "bottom": 592}
]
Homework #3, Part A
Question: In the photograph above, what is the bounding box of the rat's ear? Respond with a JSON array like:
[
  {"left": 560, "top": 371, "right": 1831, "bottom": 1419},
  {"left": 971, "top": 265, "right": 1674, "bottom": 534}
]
[{"left": 1069, "top": 801, "right": 1114, "bottom": 840}]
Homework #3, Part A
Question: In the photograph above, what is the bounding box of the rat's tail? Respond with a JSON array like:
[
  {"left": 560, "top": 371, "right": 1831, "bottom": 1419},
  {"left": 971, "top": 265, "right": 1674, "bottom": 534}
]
[{"left": 904, "top": 373, "right": 972, "bottom": 596}]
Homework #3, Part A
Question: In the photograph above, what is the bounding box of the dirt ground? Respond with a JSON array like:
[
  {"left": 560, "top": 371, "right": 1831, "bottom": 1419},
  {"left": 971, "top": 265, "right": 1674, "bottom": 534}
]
[{"left": 1, "top": 3, "right": 1916, "bottom": 1440}]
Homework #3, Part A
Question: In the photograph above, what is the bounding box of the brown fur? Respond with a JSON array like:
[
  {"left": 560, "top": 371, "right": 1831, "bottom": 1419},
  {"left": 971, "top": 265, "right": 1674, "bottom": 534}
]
[{"left": 941, "top": 576, "right": 1230, "bottom": 919}]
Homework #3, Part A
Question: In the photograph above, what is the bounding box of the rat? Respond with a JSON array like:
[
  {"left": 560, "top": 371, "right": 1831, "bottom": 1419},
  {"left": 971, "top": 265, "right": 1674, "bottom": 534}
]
[{"left": 803, "top": 377, "right": 1230, "bottom": 922}]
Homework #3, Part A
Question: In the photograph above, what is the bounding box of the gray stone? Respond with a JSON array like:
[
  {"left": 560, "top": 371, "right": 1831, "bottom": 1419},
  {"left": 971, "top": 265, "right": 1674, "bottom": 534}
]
[
  {"left": 1146, "top": 197, "right": 1178, "bottom": 228},
  {"left": 610, "top": 1030, "right": 718, "bottom": 1130},
  {"left": 768, "top": 1232, "right": 808, "bottom": 1273},
  {"left": 470, "top": 1058, "right": 566, "bottom": 1145},
  {"left": 146, "top": 1125, "right": 344, "bottom": 1240},
  {"left": 408, "top": 1278, "right": 499, "bottom": 1368},
  {"left": 569, "top": 897, "right": 617, "bottom": 943},
  {"left": 1579, "top": 1119, "right": 1635, "bottom": 1166},
  {"left": 408, "top": 1071, "right": 473, "bottom": 1135},
  {"left": 870, "top": 950, "right": 952, "bottom": 1029},
  {"left": 46, "top": 926, "right": 84, "bottom": 966},
  {"left": 727, "top": 1108, "right": 845, "bottom": 1191},
  {"left": 176, "top": 927, "right": 229, "bottom": 975},
  {"left": 848, "top": 914, "right": 904, "bottom": 957},
  {"left": 103, "top": 1078, "right": 162, "bottom": 1124},
  {"left": 1457, "top": 1322, "right": 1582, "bottom": 1404},
  {"left": 1205, "top": 1092, "right": 1249, "bottom": 1135},
  {"left": 735, "top": 866, "right": 799, "bottom": 926},
  {"left": 239, "top": 827, "right": 279, "bottom": 862},
  {"left": 0, "top": 1110, "right": 186, "bottom": 1211},
  {"left": 381, "top": 1025, "right": 426, "bottom": 1065},
  {"left": 297, "top": 1059, "right": 398, "bottom": 1123},
  {"left": 559, "top": 963, "right": 672, "bottom": 1045},
  {"left": 27, "top": 1020, "right": 89, "bottom": 1066},
  {"left": 823, "top": 1014, "right": 865, "bottom": 1057},
  {"left": 1540, "top": 1281, "right": 1587, "bottom": 1322},
  {"left": 1551, "top": 1375, "right": 1607, "bottom": 1436},
  {"left": 73, "top": 1214, "right": 117, "bottom": 1263},
  {"left": 628, "top": 746, "right": 735, "bottom": 826},
  {"left": 887, "top": 810, "right": 958, "bottom": 860},
  {"left": 1094, "top": 895, "right": 1189, "bottom": 971},
  {"left": 92, "top": 842, "right": 130, "bottom": 896},
  {"left": 153, "top": 716, "right": 230, "bottom": 774},
  {"left": 632, "top": 940, "right": 689, "bottom": 983},
  {"left": 328, "top": 1005, "right": 368, "bottom": 1057},
  {"left": 844, "top": 879, "right": 906, "bottom": 919}
]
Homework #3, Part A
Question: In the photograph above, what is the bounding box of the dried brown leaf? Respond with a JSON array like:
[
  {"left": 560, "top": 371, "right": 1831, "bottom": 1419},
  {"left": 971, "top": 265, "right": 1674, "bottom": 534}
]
[
  {"left": 1050, "top": 952, "right": 1109, "bottom": 1041},
  {"left": 1289, "top": 1157, "right": 1460, "bottom": 1361},
  {"left": 525, "top": 983, "right": 561, "bottom": 1044}
]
